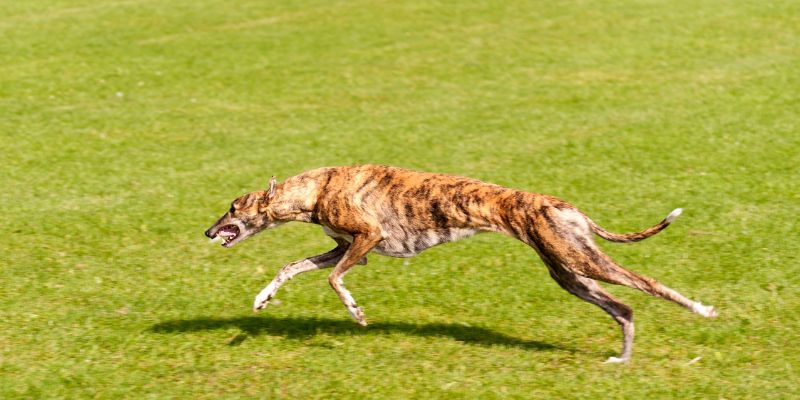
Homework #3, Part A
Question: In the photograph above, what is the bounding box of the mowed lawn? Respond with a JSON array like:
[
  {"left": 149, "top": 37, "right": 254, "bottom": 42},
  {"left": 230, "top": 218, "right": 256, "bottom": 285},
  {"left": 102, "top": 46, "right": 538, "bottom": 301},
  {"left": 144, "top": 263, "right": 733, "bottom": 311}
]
[{"left": 1, "top": 0, "right": 798, "bottom": 398}]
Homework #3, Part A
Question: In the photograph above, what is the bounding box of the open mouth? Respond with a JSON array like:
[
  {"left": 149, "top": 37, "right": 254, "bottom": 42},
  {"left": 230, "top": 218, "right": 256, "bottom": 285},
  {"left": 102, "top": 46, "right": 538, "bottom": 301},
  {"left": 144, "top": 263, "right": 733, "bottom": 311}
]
[{"left": 217, "top": 225, "right": 241, "bottom": 247}]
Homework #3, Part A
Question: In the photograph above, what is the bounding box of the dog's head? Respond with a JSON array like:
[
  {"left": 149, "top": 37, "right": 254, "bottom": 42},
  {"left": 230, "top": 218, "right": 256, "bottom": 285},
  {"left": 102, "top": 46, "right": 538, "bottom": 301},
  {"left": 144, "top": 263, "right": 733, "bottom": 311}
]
[{"left": 204, "top": 177, "right": 284, "bottom": 247}]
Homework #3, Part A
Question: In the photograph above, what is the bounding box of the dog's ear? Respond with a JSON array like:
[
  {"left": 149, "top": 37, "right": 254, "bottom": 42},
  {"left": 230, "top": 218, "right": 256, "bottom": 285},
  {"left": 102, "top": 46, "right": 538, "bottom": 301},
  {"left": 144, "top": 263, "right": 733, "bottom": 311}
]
[{"left": 266, "top": 176, "right": 277, "bottom": 201}]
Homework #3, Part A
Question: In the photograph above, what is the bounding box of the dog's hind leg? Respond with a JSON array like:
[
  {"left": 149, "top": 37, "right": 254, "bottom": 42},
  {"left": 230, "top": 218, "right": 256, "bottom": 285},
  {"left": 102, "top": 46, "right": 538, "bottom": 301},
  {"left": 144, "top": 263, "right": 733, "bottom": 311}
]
[
  {"left": 585, "top": 256, "right": 718, "bottom": 319},
  {"left": 547, "top": 264, "right": 635, "bottom": 363},
  {"left": 534, "top": 213, "right": 717, "bottom": 319},
  {"left": 253, "top": 240, "right": 366, "bottom": 312},
  {"left": 536, "top": 206, "right": 716, "bottom": 318}
]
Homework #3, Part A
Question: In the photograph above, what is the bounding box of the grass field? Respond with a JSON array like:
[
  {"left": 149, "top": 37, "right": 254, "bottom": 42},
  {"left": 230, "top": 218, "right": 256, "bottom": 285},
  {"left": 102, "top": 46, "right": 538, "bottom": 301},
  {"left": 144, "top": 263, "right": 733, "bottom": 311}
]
[{"left": 1, "top": 0, "right": 798, "bottom": 398}]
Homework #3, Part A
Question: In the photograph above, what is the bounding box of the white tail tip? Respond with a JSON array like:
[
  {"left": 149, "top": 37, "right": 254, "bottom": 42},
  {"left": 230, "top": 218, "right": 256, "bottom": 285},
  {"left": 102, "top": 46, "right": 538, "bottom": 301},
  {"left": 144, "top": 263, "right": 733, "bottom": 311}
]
[{"left": 665, "top": 208, "right": 683, "bottom": 223}]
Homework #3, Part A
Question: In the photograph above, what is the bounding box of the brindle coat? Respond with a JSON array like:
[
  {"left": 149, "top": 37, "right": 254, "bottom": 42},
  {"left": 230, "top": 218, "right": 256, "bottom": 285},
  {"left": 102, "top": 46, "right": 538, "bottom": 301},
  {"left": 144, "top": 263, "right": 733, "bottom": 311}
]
[{"left": 205, "top": 165, "right": 717, "bottom": 363}]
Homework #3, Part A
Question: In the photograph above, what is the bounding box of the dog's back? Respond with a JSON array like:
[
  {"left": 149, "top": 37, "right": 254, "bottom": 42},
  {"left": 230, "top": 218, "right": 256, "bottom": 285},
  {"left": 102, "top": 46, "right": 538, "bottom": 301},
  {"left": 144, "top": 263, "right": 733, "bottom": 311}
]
[{"left": 304, "top": 165, "right": 562, "bottom": 257}]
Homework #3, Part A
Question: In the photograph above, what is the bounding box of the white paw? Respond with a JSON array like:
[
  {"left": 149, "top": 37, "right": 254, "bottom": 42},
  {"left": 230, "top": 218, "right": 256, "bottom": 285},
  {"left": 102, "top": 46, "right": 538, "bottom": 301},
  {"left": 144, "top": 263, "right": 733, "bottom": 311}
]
[
  {"left": 347, "top": 305, "right": 367, "bottom": 326},
  {"left": 603, "top": 356, "right": 629, "bottom": 364},
  {"left": 253, "top": 285, "right": 276, "bottom": 312},
  {"left": 253, "top": 295, "right": 269, "bottom": 312},
  {"left": 692, "top": 302, "right": 718, "bottom": 318}
]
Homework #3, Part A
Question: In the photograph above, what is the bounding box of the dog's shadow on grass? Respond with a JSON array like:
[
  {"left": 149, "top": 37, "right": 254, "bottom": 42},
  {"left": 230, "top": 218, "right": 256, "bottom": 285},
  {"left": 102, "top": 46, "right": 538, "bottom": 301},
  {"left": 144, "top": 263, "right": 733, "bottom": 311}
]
[{"left": 150, "top": 315, "right": 572, "bottom": 353}]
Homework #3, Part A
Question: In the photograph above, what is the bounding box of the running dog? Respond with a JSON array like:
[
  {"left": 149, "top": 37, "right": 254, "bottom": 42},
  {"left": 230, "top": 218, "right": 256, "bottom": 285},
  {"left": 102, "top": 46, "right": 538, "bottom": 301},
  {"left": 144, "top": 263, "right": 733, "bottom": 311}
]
[{"left": 205, "top": 165, "right": 717, "bottom": 363}]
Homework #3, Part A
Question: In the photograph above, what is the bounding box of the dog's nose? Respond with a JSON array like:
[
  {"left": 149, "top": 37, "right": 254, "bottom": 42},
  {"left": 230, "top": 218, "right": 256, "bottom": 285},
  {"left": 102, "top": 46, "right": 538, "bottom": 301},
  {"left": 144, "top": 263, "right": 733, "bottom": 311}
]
[{"left": 204, "top": 229, "right": 214, "bottom": 238}]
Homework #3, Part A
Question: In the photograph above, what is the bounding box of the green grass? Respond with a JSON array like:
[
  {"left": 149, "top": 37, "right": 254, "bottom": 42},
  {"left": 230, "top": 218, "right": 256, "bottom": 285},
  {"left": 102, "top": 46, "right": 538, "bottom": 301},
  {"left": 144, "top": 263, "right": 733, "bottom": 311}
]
[{"left": 1, "top": 0, "right": 798, "bottom": 397}]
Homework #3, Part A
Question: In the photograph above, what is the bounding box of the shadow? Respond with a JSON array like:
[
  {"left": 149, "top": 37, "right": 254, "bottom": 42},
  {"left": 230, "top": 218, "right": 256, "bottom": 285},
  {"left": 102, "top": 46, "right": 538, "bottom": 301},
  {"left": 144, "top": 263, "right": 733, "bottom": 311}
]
[{"left": 150, "top": 315, "right": 572, "bottom": 353}]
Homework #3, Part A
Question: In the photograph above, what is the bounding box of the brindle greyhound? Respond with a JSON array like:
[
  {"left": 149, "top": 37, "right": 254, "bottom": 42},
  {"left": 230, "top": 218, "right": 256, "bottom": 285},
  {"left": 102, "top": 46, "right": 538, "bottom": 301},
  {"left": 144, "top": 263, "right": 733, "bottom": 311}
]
[{"left": 205, "top": 165, "right": 717, "bottom": 363}]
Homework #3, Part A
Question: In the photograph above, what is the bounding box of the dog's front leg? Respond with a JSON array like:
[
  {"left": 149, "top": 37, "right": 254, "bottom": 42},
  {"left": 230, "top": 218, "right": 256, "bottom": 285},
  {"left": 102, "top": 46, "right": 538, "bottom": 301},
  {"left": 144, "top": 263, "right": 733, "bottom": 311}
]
[
  {"left": 253, "top": 245, "right": 366, "bottom": 312},
  {"left": 327, "top": 233, "right": 381, "bottom": 326}
]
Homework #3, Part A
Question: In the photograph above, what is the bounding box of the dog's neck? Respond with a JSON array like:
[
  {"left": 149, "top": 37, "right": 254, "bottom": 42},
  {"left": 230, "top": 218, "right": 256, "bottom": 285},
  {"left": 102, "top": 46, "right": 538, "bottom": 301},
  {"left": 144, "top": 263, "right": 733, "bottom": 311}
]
[{"left": 265, "top": 174, "right": 321, "bottom": 224}]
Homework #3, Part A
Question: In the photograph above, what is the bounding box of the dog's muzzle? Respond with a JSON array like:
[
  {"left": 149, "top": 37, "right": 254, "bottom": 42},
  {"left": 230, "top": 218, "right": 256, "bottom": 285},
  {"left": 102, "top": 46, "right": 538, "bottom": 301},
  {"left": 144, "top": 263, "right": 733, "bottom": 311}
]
[{"left": 206, "top": 224, "right": 242, "bottom": 247}]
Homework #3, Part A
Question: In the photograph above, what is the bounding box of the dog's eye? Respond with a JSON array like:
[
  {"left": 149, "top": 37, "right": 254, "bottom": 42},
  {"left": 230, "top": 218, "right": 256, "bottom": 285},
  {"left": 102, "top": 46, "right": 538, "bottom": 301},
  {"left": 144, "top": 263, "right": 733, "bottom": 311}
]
[{"left": 229, "top": 205, "right": 236, "bottom": 213}]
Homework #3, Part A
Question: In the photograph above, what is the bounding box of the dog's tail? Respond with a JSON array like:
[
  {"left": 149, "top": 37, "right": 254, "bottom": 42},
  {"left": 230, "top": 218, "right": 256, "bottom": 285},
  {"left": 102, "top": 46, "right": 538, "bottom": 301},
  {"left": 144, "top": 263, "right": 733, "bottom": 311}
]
[{"left": 587, "top": 208, "right": 683, "bottom": 243}]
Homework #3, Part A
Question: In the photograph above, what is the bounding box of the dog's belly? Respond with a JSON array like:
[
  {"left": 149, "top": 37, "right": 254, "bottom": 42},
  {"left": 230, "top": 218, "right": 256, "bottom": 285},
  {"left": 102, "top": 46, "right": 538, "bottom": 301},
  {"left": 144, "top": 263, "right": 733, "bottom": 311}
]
[
  {"left": 322, "top": 225, "right": 355, "bottom": 243},
  {"left": 372, "top": 228, "right": 478, "bottom": 258},
  {"left": 322, "top": 225, "right": 478, "bottom": 258}
]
